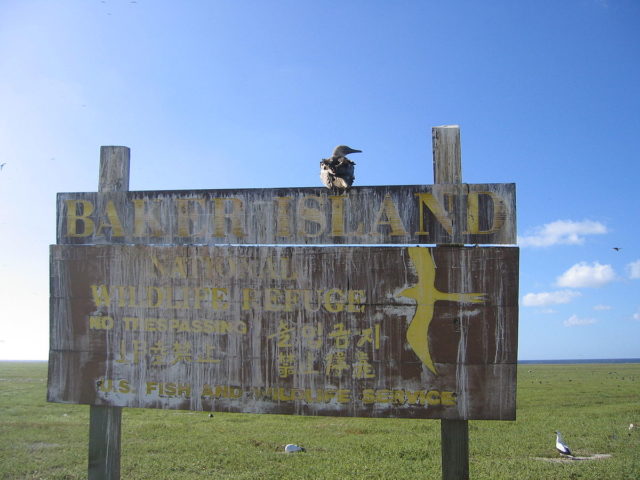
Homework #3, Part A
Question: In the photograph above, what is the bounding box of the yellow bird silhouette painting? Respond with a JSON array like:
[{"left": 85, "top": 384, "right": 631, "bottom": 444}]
[{"left": 398, "top": 247, "right": 486, "bottom": 375}]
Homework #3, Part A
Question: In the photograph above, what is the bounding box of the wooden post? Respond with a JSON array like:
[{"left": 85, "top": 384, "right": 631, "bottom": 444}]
[
  {"left": 433, "top": 126, "right": 461, "bottom": 185},
  {"left": 441, "top": 419, "right": 469, "bottom": 479},
  {"left": 88, "top": 146, "right": 130, "bottom": 480},
  {"left": 89, "top": 404, "right": 122, "bottom": 480},
  {"left": 433, "top": 126, "right": 469, "bottom": 480},
  {"left": 99, "top": 146, "right": 130, "bottom": 192}
]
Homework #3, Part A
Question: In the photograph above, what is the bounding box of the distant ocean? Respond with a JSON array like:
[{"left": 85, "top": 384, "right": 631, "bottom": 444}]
[
  {"left": 3, "top": 359, "right": 640, "bottom": 364},
  {"left": 518, "top": 358, "right": 640, "bottom": 364}
]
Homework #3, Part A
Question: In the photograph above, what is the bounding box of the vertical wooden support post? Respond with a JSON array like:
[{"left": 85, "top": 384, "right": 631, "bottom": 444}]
[
  {"left": 88, "top": 146, "right": 130, "bottom": 480},
  {"left": 433, "top": 126, "right": 461, "bottom": 185},
  {"left": 89, "top": 405, "right": 122, "bottom": 480},
  {"left": 99, "top": 146, "right": 130, "bottom": 192},
  {"left": 433, "top": 126, "right": 469, "bottom": 480},
  {"left": 440, "top": 419, "right": 469, "bottom": 479}
]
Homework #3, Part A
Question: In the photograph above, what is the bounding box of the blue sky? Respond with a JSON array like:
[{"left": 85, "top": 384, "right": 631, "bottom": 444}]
[{"left": 1, "top": 0, "right": 639, "bottom": 360}]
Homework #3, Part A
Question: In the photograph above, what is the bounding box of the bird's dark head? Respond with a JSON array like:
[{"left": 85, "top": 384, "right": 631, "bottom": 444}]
[{"left": 332, "top": 145, "right": 362, "bottom": 157}]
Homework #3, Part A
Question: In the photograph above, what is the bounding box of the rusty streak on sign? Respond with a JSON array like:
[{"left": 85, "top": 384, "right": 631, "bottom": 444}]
[
  {"left": 49, "top": 244, "right": 518, "bottom": 420},
  {"left": 56, "top": 184, "right": 516, "bottom": 245}
]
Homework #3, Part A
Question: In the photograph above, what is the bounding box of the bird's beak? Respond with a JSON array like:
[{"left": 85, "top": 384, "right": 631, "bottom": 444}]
[{"left": 348, "top": 148, "right": 362, "bottom": 154}]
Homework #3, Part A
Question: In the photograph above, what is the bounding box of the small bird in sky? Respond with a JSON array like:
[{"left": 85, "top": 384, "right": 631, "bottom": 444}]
[
  {"left": 0, "top": 163, "right": 6, "bottom": 170},
  {"left": 284, "top": 443, "right": 305, "bottom": 453},
  {"left": 613, "top": 247, "right": 622, "bottom": 251},
  {"left": 320, "top": 145, "right": 361, "bottom": 191},
  {"left": 555, "top": 431, "right": 573, "bottom": 457}
]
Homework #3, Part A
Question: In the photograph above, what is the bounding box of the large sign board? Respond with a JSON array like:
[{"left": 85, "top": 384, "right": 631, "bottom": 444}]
[
  {"left": 49, "top": 244, "right": 518, "bottom": 420},
  {"left": 56, "top": 184, "right": 516, "bottom": 245}
]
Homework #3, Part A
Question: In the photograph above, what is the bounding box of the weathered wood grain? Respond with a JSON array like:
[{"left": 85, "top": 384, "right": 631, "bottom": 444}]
[
  {"left": 441, "top": 419, "right": 469, "bottom": 479},
  {"left": 88, "top": 405, "right": 121, "bottom": 480},
  {"left": 435, "top": 124, "right": 469, "bottom": 480},
  {"left": 98, "top": 146, "right": 130, "bottom": 193},
  {"left": 433, "top": 125, "right": 462, "bottom": 185},
  {"left": 56, "top": 184, "right": 516, "bottom": 246},
  {"left": 91, "top": 145, "right": 129, "bottom": 480},
  {"left": 48, "top": 244, "right": 518, "bottom": 420}
]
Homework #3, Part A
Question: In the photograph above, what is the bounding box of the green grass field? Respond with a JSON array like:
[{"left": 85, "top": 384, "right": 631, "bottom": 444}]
[{"left": 1, "top": 362, "right": 638, "bottom": 479}]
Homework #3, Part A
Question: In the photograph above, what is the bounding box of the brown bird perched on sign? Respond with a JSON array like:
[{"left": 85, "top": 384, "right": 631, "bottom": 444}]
[{"left": 320, "top": 145, "right": 361, "bottom": 191}]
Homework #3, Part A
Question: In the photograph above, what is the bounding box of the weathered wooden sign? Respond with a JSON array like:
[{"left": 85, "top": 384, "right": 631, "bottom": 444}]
[
  {"left": 56, "top": 184, "right": 516, "bottom": 245},
  {"left": 49, "top": 244, "right": 518, "bottom": 420}
]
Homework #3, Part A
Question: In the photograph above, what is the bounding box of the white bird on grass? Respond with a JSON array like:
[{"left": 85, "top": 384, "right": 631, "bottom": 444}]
[
  {"left": 555, "top": 431, "right": 573, "bottom": 457},
  {"left": 284, "top": 443, "right": 306, "bottom": 453}
]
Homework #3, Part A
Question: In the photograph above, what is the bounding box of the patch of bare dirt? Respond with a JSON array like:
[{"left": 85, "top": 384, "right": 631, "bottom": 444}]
[{"left": 533, "top": 454, "right": 612, "bottom": 463}]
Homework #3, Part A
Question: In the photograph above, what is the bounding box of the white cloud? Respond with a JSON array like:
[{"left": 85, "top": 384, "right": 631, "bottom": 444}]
[
  {"left": 556, "top": 262, "right": 616, "bottom": 288},
  {"left": 522, "top": 290, "right": 581, "bottom": 307},
  {"left": 627, "top": 260, "right": 640, "bottom": 279},
  {"left": 633, "top": 309, "right": 640, "bottom": 321},
  {"left": 564, "top": 314, "right": 597, "bottom": 327},
  {"left": 518, "top": 220, "right": 607, "bottom": 247},
  {"left": 593, "top": 304, "right": 612, "bottom": 311}
]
